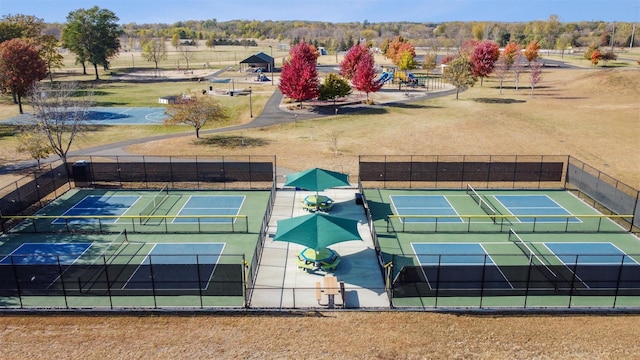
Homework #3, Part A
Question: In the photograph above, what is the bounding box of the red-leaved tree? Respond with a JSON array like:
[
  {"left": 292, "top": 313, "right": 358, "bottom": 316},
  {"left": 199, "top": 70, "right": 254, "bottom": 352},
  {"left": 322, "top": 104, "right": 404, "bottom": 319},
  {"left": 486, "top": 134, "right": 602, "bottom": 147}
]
[
  {"left": 470, "top": 40, "right": 500, "bottom": 86},
  {"left": 0, "top": 38, "right": 48, "bottom": 114},
  {"left": 351, "top": 47, "right": 383, "bottom": 102},
  {"left": 278, "top": 41, "right": 320, "bottom": 108},
  {"left": 340, "top": 44, "right": 370, "bottom": 80}
]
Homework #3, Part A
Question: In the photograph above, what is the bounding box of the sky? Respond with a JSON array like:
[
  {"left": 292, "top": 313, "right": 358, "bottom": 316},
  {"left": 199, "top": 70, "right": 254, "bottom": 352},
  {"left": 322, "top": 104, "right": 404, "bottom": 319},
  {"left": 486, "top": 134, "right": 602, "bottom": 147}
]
[{"left": 2, "top": 0, "right": 639, "bottom": 24}]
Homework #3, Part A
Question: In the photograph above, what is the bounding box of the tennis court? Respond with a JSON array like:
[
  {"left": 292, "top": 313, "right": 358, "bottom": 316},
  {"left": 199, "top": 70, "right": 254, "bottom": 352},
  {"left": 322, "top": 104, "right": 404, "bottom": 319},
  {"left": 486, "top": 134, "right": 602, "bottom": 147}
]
[
  {"left": 174, "top": 195, "right": 245, "bottom": 223},
  {"left": 0, "top": 187, "right": 270, "bottom": 307},
  {"left": 366, "top": 187, "right": 640, "bottom": 308},
  {"left": 53, "top": 194, "right": 141, "bottom": 224}
]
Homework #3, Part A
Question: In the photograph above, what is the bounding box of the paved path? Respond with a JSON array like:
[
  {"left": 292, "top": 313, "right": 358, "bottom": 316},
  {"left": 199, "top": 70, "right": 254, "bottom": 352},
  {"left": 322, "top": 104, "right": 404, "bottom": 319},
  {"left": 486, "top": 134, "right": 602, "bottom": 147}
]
[{"left": 0, "top": 84, "right": 456, "bottom": 173}]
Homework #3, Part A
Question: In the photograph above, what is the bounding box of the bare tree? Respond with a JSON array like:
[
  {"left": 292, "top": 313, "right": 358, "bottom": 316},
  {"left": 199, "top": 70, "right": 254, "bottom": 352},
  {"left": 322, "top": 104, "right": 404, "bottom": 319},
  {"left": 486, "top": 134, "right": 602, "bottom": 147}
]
[
  {"left": 327, "top": 129, "right": 342, "bottom": 155},
  {"left": 529, "top": 60, "right": 543, "bottom": 98},
  {"left": 180, "top": 45, "right": 196, "bottom": 71},
  {"left": 512, "top": 52, "right": 526, "bottom": 91},
  {"left": 28, "top": 81, "right": 93, "bottom": 164}
]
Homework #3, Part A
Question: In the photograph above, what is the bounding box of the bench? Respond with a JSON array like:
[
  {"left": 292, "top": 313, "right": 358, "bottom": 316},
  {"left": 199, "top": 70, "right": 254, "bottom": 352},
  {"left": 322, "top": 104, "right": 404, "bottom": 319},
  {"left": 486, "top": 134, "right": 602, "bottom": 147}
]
[{"left": 315, "top": 281, "right": 323, "bottom": 303}]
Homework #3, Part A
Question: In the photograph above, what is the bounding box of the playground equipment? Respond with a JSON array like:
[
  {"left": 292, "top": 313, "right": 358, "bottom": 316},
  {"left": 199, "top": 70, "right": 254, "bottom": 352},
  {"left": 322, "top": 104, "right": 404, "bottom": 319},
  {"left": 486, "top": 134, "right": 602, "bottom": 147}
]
[
  {"left": 254, "top": 74, "right": 270, "bottom": 82},
  {"left": 377, "top": 71, "right": 394, "bottom": 84}
]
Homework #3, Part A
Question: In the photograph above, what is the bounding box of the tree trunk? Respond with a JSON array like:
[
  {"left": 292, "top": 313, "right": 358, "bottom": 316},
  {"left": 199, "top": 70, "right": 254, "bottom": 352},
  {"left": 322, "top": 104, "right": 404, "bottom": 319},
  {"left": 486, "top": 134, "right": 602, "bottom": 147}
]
[
  {"left": 195, "top": 127, "right": 200, "bottom": 138},
  {"left": 455, "top": 87, "right": 460, "bottom": 100},
  {"left": 17, "top": 93, "right": 23, "bottom": 114},
  {"left": 93, "top": 62, "right": 100, "bottom": 80},
  {"left": 12, "top": 92, "right": 17, "bottom": 104},
  {"left": 81, "top": 62, "right": 87, "bottom": 75}
]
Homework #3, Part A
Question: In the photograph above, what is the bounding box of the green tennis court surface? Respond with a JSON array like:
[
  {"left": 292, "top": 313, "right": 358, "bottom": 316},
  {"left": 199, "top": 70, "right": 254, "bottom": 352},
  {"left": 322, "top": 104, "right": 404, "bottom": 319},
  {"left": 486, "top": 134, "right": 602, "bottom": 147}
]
[
  {"left": 0, "top": 188, "right": 270, "bottom": 308},
  {"left": 366, "top": 188, "right": 640, "bottom": 308}
]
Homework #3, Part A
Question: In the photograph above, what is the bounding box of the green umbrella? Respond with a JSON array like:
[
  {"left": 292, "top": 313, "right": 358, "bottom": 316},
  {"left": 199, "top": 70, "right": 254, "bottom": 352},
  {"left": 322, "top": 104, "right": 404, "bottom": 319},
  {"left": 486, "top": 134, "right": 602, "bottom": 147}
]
[
  {"left": 274, "top": 212, "right": 362, "bottom": 251},
  {"left": 284, "top": 168, "right": 350, "bottom": 192}
]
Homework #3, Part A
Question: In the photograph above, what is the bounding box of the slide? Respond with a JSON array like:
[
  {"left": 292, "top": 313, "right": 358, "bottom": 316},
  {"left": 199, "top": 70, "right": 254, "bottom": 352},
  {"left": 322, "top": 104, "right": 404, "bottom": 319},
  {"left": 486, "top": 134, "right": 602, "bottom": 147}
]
[{"left": 377, "top": 72, "right": 393, "bottom": 84}]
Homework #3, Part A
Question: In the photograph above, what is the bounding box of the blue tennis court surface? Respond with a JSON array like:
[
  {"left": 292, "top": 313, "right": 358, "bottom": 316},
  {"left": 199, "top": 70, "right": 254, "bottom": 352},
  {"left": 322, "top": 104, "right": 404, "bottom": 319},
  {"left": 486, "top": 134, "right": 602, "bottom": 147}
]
[
  {"left": 174, "top": 195, "right": 245, "bottom": 223},
  {"left": 391, "top": 195, "right": 461, "bottom": 223},
  {"left": 0, "top": 243, "right": 92, "bottom": 265},
  {"left": 53, "top": 195, "right": 140, "bottom": 224},
  {"left": 412, "top": 243, "right": 512, "bottom": 289},
  {"left": 125, "top": 243, "right": 224, "bottom": 290},
  {"left": 545, "top": 242, "right": 640, "bottom": 289},
  {"left": 5, "top": 107, "right": 168, "bottom": 125},
  {"left": 495, "top": 195, "right": 579, "bottom": 223}
]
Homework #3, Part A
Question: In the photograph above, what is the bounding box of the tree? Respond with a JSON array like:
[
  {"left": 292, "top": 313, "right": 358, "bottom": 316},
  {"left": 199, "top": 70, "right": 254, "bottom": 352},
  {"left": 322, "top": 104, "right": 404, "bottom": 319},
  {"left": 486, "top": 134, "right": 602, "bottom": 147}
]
[
  {"left": 0, "top": 14, "right": 45, "bottom": 43},
  {"left": 340, "top": 44, "right": 369, "bottom": 80},
  {"left": 591, "top": 50, "right": 601, "bottom": 67},
  {"left": 502, "top": 42, "right": 521, "bottom": 67},
  {"left": 39, "top": 35, "right": 64, "bottom": 82},
  {"left": 179, "top": 44, "right": 196, "bottom": 71},
  {"left": 422, "top": 53, "right": 437, "bottom": 74},
  {"left": 442, "top": 55, "right": 477, "bottom": 100},
  {"left": 494, "top": 54, "right": 509, "bottom": 95},
  {"left": 512, "top": 52, "right": 526, "bottom": 91},
  {"left": 470, "top": 40, "right": 499, "bottom": 86},
  {"left": 0, "top": 39, "right": 47, "bottom": 114},
  {"left": 584, "top": 43, "right": 599, "bottom": 61},
  {"left": 28, "top": 81, "right": 92, "bottom": 164},
  {"left": 384, "top": 36, "right": 417, "bottom": 70},
  {"left": 165, "top": 94, "right": 227, "bottom": 138},
  {"left": 600, "top": 50, "right": 617, "bottom": 66},
  {"left": 16, "top": 129, "right": 52, "bottom": 169},
  {"left": 62, "top": 6, "right": 122, "bottom": 80},
  {"left": 524, "top": 40, "right": 541, "bottom": 62},
  {"left": 529, "top": 60, "right": 543, "bottom": 98},
  {"left": 318, "top": 73, "right": 351, "bottom": 108},
  {"left": 351, "top": 48, "right": 383, "bottom": 102},
  {"left": 278, "top": 41, "right": 320, "bottom": 108},
  {"left": 142, "top": 38, "right": 167, "bottom": 69}
]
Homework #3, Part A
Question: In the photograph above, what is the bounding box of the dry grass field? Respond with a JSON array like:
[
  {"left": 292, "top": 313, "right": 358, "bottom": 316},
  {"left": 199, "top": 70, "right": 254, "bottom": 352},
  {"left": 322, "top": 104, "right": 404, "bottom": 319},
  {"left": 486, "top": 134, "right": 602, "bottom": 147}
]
[
  {"left": 128, "top": 66, "right": 640, "bottom": 188},
  {"left": 1, "top": 55, "right": 639, "bottom": 358}
]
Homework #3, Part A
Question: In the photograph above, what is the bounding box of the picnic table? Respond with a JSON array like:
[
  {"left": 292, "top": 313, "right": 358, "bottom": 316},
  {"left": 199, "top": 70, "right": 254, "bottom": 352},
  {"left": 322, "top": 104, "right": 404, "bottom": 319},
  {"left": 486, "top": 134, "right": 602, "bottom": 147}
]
[{"left": 302, "top": 195, "right": 334, "bottom": 212}]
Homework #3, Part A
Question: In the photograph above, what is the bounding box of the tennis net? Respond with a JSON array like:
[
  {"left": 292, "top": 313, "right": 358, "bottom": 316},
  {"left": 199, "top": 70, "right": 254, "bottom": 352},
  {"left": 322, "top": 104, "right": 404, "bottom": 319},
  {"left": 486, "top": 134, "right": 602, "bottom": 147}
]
[
  {"left": 508, "top": 228, "right": 558, "bottom": 287},
  {"left": 76, "top": 229, "right": 129, "bottom": 292},
  {"left": 139, "top": 184, "right": 170, "bottom": 224},
  {"left": 466, "top": 184, "right": 497, "bottom": 223}
]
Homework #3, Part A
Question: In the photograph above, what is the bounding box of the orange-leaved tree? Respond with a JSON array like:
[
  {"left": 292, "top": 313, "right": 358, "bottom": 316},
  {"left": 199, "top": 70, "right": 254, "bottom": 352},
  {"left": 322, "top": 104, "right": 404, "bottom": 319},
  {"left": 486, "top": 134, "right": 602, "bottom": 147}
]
[{"left": 524, "top": 40, "right": 541, "bottom": 62}]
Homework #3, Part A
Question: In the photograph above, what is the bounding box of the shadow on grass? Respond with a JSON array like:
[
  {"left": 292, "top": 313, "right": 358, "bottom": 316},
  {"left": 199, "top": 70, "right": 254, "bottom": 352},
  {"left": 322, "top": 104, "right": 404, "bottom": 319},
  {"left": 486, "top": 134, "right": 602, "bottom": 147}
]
[
  {"left": 0, "top": 124, "right": 17, "bottom": 139},
  {"left": 386, "top": 103, "right": 442, "bottom": 109},
  {"left": 471, "top": 98, "right": 526, "bottom": 104},
  {"left": 194, "top": 135, "right": 270, "bottom": 148}
]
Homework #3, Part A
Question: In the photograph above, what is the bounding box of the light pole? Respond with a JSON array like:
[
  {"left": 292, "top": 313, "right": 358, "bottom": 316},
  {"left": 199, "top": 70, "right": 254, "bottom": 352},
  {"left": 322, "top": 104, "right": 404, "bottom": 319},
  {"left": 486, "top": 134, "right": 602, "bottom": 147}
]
[
  {"left": 249, "top": 86, "right": 253, "bottom": 118},
  {"left": 269, "top": 45, "right": 274, "bottom": 85}
]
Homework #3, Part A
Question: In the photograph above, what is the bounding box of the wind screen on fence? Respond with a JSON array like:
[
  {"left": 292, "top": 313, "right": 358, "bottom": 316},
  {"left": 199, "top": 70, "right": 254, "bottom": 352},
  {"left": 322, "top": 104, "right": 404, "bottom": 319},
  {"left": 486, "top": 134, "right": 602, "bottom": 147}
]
[
  {"left": 65, "top": 155, "right": 275, "bottom": 189},
  {"left": 1, "top": 240, "right": 245, "bottom": 300},
  {"left": 358, "top": 155, "right": 567, "bottom": 188}
]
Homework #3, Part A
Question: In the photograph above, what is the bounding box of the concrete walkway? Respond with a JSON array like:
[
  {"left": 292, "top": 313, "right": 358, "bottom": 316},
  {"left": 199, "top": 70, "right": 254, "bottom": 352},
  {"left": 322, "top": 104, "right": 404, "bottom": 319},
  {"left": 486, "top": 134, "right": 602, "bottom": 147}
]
[{"left": 250, "top": 186, "right": 390, "bottom": 309}]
